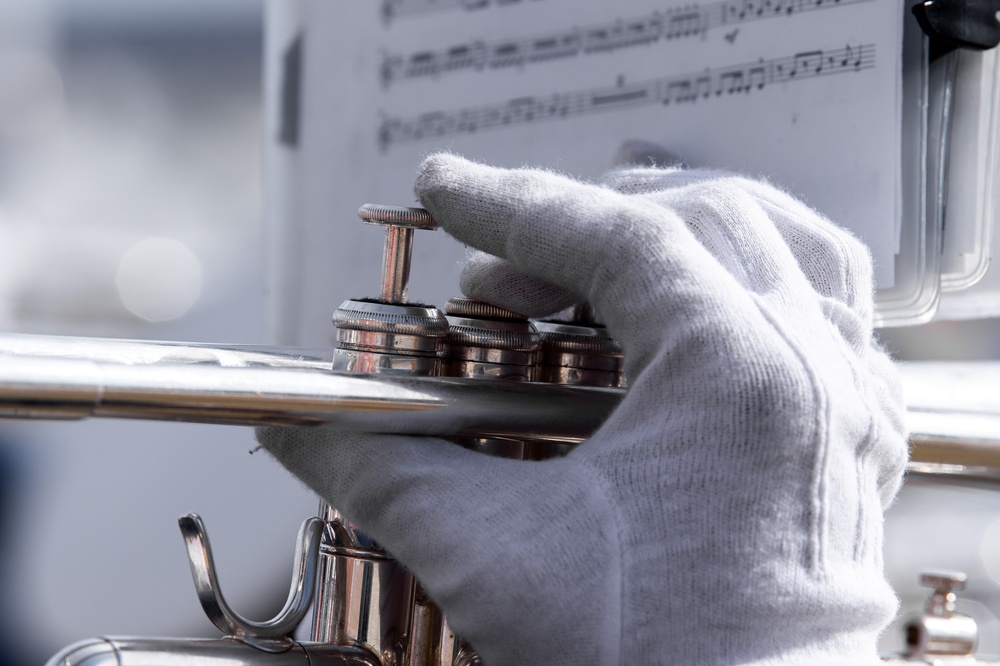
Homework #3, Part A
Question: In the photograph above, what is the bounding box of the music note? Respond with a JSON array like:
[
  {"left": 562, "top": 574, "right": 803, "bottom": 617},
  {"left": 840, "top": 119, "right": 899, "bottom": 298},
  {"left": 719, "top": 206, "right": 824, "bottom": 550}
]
[
  {"left": 789, "top": 50, "right": 823, "bottom": 76},
  {"left": 408, "top": 51, "right": 440, "bottom": 78},
  {"left": 527, "top": 29, "right": 582, "bottom": 62},
  {"left": 695, "top": 75, "right": 712, "bottom": 99},
  {"left": 547, "top": 93, "right": 571, "bottom": 117},
  {"left": 591, "top": 78, "right": 651, "bottom": 108},
  {"left": 631, "top": 13, "right": 663, "bottom": 45},
  {"left": 385, "top": 0, "right": 872, "bottom": 88},
  {"left": 718, "top": 70, "right": 746, "bottom": 94},
  {"left": 662, "top": 79, "right": 692, "bottom": 104},
  {"left": 450, "top": 41, "right": 486, "bottom": 71},
  {"left": 532, "top": 36, "right": 560, "bottom": 57},
  {"left": 491, "top": 41, "right": 524, "bottom": 67},
  {"left": 413, "top": 112, "right": 452, "bottom": 139},
  {"left": 848, "top": 44, "right": 864, "bottom": 69},
  {"left": 584, "top": 26, "right": 611, "bottom": 52},
  {"left": 379, "top": 42, "right": 877, "bottom": 150},
  {"left": 666, "top": 12, "right": 703, "bottom": 39},
  {"left": 500, "top": 97, "right": 542, "bottom": 124}
]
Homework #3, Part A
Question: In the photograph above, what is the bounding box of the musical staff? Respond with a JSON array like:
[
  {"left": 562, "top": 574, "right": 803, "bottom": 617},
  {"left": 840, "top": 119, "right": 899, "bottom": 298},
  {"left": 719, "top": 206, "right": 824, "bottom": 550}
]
[
  {"left": 380, "top": 0, "right": 873, "bottom": 88},
  {"left": 378, "top": 43, "right": 874, "bottom": 151},
  {"left": 381, "top": 0, "right": 551, "bottom": 26}
]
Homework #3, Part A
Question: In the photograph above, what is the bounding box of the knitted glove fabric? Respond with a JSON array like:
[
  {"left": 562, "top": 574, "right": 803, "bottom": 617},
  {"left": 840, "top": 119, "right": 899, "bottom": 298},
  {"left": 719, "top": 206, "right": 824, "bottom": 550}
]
[{"left": 259, "top": 153, "right": 908, "bottom": 665}]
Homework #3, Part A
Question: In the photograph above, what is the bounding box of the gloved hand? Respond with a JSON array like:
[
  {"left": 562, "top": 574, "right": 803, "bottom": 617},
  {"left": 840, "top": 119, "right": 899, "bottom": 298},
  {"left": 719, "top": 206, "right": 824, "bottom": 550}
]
[{"left": 259, "top": 153, "right": 908, "bottom": 665}]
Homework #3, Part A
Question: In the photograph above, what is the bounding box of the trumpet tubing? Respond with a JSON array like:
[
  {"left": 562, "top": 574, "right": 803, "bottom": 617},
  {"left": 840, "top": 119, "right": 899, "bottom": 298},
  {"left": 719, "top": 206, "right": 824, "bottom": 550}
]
[
  {"left": 0, "top": 333, "right": 617, "bottom": 439},
  {"left": 0, "top": 333, "right": 997, "bottom": 481}
]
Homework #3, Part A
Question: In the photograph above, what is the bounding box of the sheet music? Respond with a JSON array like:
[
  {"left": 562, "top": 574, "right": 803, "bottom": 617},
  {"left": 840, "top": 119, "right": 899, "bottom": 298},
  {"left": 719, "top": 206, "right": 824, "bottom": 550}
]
[{"left": 302, "top": 0, "right": 902, "bottom": 320}]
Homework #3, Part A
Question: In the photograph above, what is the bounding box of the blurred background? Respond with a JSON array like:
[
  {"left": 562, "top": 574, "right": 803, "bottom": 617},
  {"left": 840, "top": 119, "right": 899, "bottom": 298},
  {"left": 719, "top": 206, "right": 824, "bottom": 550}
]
[
  {"left": 0, "top": 0, "right": 998, "bottom": 663},
  {"left": 0, "top": 1, "right": 316, "bottom": 663}
]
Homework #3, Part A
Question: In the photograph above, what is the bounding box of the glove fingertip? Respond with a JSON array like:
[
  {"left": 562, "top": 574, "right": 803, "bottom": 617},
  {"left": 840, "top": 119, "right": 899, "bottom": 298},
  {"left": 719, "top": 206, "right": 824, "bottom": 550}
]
[{"left": 414, "top": 152, "right": 477, "bottom": 208}]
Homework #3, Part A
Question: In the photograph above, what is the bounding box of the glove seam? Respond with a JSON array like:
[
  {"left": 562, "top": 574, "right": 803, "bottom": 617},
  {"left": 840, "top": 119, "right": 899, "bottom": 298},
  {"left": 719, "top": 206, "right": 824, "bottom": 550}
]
[
  {"left": 850, "top": 353, "right": 879, "bottom": 564},
  {"left": 751, "top": 295, "right": 830, "bottom": 575}
]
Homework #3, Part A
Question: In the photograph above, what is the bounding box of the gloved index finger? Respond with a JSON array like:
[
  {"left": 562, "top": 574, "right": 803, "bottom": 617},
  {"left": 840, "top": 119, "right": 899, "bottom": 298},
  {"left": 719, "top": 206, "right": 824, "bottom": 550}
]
[{"left": 414, "top": 153, "right": 753, "bottom": 352}]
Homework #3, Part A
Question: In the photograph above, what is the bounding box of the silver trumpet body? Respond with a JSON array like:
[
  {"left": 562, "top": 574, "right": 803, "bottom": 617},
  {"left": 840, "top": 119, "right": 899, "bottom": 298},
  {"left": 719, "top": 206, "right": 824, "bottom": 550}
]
[
  {"left": 1, "top": 332, "right": 998, "bottom": 480},
  {"left": 14, "top": 332, "right": 1000, "bottom": 666},
  {"left": 25, "top": 205, "right": 1000, "bottom": 664},
  {"left": 0, "top": 332, "right": 617, "bottom": 439}
]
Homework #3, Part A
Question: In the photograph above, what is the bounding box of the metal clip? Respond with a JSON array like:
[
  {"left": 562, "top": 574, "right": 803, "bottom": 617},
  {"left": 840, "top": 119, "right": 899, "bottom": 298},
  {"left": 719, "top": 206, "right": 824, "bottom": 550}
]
[{"left": 912, "top": 0, "right": 1000, "bottom": 60}]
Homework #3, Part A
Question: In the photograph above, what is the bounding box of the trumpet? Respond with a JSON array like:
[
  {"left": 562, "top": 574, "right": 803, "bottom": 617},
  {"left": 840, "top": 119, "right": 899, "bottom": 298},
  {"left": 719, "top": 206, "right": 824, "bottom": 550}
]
[
  {"left": 1, "top": 334, "right": 997, "bottom": 478},
  {"left": 20, "top": 205, "right": 1000, "bottom": 665}
]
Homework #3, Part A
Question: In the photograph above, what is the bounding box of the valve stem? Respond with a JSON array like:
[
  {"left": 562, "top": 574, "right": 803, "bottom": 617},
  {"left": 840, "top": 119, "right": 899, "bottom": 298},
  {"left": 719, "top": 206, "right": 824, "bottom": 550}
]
[{"left": 358, "top": 204, "right": 438, "bottom": 304}]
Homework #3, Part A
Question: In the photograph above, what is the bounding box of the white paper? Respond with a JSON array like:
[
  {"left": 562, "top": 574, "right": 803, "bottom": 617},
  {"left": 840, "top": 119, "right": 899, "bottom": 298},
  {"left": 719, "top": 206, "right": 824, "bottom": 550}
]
[
  {"left": 376, "top": 0, "right": 901, "bottom": 283},
  {"left": 271, "top": 0, "right": 904, "bottom": 345}
]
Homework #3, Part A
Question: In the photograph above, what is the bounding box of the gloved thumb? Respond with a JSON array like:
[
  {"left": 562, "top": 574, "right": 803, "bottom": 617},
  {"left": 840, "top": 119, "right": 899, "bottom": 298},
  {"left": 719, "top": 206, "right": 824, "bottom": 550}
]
[{"left": 258, "top": 427, "right": 622, "bottom": 664}]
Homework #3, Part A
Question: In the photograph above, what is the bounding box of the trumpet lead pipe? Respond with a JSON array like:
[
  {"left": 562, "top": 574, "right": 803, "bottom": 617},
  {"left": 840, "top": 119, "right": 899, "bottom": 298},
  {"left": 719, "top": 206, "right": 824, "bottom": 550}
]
[
  {"left": 4, "top": 335, "right": 1000, "bottom": 482},
  {"left": 0, "top": 352, "right": 619, "bottom": 439}
]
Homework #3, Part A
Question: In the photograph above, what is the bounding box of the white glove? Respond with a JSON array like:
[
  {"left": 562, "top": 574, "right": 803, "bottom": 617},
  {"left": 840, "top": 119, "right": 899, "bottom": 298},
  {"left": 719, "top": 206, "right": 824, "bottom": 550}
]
[{"left": 259, "top": 153, "right": 908, "bottom": 665}]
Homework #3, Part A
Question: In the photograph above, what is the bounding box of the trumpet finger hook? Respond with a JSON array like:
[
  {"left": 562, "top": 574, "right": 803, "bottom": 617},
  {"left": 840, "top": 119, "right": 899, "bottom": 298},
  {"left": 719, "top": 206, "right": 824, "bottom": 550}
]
[{"left": 178, "top": 513, "right": 323, "bottom": 652}]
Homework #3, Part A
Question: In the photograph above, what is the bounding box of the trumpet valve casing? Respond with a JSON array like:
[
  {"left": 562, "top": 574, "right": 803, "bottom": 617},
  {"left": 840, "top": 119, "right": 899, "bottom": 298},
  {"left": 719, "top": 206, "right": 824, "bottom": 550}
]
[
  {"left": 534, "top": 319, "right": 624, "bottom": 388},
  {"left": 441, "top": 297, "right": 540, "bottom": 382},
  {"left": 333, "top": 299, "right": 449, "bottom": 375}
]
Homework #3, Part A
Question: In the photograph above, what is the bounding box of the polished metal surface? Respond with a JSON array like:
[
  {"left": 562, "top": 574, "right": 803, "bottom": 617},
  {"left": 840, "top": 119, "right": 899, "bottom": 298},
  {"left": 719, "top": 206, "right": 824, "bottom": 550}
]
[
  {"left": 356, "top": 205, "right": 438, "bottom": 305},
  {"left": 11, "top": 335, "right": 1000, "bottom": 477},
  {"left": 443, "top": 298, "right": 524, "bottom": 321},
  {"left": 321, "top": 213, "right": 450, "bottom": 666},
  {"left": 533, "top": 319, "right": 624, "bottom": 388},
  {"left": 407, "top": 586, "right": 463, "bottom": 666},
  {"left": 442, "top": 298, "right": 540, "bottom": 382},
  {"left": 333, "top": 205, "right": 448, "bottom": 371},
  {"left": 0, "top": 350, "right": 617, "bottom": 439},
  {"left": 885, "top": 570, "right": 981, "bottom": 662},
  {"left": 179, "top": 514, "right": 323, "bottom": 652},
  {"left": 311, "top": 510, "right": 416, "bottom": 666},
  {"left": 334, "top": 302, "right": 450, "bottom": 346},
  {"left": 882, "top": 656, "right": 1000, "bottom": 664},
  {"left": 381, "top": 226, "right": 415, "bottom": 304},
  {"left": 899, "top": 362, "right": 1000, "bottom": 484},
  {"left": 358, "top": 204, "right": 438, "bottom": 231},
  {"left": 45, "top": 636, "right": 382, "bottom": 666},
  {"left": 332, "top": 348, "right": 443, "bottom": 376},
  {"left": 0, "top": 332, "right": 333, "bottom": 369},
  {"left": 442, "top": 318, "right": 538, "bottom": 364},
  {"left": 333, "top": 300, "right": 450, "bottom": 376}
]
